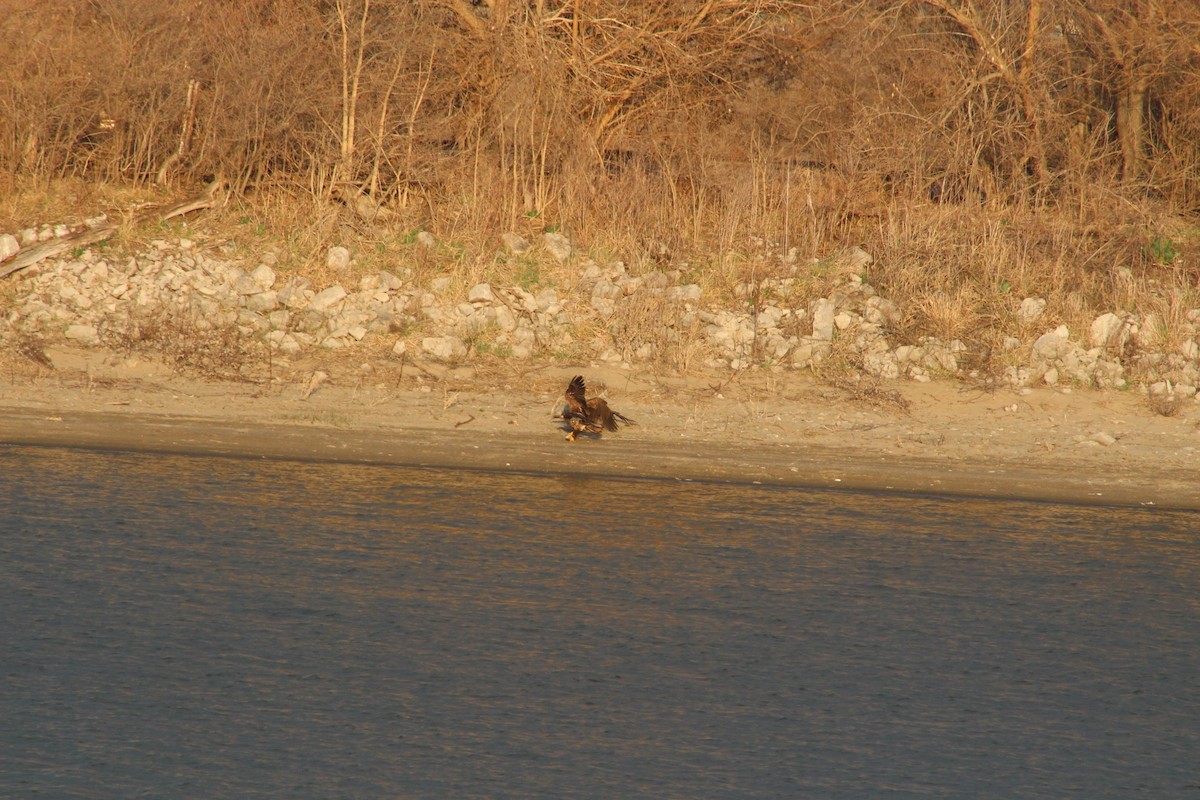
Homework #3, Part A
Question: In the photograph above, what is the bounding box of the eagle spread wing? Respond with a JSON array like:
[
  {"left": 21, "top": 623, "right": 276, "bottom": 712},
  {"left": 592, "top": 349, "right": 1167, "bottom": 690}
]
[
  {"left": 561, "top": 375, "right": 634, "bottom": 441},
  {"left": 565, "top": 375, "right": 588, "bottom": 416}
]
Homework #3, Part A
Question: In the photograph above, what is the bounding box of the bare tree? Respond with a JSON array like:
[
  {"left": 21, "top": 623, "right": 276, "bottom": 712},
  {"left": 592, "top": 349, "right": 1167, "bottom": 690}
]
[{"left": 1066, "top": 0, "right": 1200, "bottom": 185}]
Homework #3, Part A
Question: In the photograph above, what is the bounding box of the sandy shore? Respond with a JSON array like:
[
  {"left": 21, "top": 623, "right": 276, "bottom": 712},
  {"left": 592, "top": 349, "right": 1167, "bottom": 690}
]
[{"left": 3, "top": 346, "right": 1200, "bottom": 509}]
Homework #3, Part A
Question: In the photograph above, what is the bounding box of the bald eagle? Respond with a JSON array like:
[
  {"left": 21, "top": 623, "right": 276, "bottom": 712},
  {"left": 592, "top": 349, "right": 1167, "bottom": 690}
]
[{"left": 561, "top": 375, "right": 634, "bottom": 441}]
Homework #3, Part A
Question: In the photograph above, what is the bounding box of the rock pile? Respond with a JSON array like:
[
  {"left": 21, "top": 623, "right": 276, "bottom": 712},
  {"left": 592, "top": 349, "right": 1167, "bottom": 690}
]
[{"left": 4, "top": 229, "right": 1200, "bottom": 399}]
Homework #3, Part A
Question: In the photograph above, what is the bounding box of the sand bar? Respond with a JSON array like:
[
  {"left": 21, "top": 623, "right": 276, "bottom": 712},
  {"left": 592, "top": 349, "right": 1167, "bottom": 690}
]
[{"left": 3, "top": 350, "right": 1200, "bottom": 509}]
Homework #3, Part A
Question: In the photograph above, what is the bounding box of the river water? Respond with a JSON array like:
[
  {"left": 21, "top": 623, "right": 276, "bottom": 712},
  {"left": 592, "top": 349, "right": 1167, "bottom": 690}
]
[{"left": 2, "top": 445, "right": 1198, "bottom": 798}]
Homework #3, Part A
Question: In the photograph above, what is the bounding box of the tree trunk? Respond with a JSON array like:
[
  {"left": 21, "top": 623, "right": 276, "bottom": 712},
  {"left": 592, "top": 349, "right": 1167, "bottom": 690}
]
[{"left": 1116, "top": 72, "right": 1148, "bottom": 183}]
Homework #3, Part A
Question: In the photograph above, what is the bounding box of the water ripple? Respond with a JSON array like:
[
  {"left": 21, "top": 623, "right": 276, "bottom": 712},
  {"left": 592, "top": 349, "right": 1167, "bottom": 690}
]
[{"left": 2, "top": 445, "right": 1198, "bottom": 798}]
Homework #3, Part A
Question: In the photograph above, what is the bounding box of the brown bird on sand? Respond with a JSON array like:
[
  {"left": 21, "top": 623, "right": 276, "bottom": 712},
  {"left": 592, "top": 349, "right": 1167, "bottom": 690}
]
[{"left": 561, "top": 375, "right": 634, "bottom": 441}]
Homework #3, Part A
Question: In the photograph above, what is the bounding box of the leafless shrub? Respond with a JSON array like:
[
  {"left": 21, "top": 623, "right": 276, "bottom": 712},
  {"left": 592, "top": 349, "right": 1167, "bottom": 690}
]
[
  {"left": 602, "top": 290, "right": 709, "bottom": 373},
  {"left": 829, "top": 375, "right": 912, "bottom": 414},
  {"left": 1148, "top": 391, "right": 1184, "bottom": 417},
  {"left": 106, "top": 309, "right": 265, "bottom": 382}
]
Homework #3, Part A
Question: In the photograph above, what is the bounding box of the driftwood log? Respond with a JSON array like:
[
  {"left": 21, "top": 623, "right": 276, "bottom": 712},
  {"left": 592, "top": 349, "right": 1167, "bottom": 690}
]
[{"left": 0, "top": 179, "right": 227, "bottom": 281}]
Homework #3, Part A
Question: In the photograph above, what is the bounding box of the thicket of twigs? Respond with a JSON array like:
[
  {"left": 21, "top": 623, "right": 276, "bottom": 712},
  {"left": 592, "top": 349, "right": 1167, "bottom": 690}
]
[{"left": 3, "top": 0, "right": 1200, "bottom": 350}]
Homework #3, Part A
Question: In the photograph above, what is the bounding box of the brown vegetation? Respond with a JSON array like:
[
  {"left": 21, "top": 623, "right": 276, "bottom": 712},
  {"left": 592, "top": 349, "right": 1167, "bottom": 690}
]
[{"left": 2, "top": 0, "right": 1200, "bottom": 361}]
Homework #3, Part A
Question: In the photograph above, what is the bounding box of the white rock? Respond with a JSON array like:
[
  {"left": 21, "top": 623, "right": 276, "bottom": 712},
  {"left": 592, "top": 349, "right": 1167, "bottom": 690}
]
[
  {"left": 667, "top": 284, "right": 702, "bottom": 303},
  {"left": 64, "top": 323, "right": 100, "bottom": 345},
  {"left": 619, "top": 276, "right": 643, "bottom": 296},
  {"left": 326, "top": 246, "right": 351, "bottom": 272},
  {"left": 543, "top": 232, "right": 572, "bottom": 262},
  {"left": 278, "top": 280, "right": 312, "bottom": 309},
  {"left": 926, "top": 346, "right": 959, "bottom": 373},
  {"left": 245, "top": 291, "right": 279, "bottom": 313},
  {"left": 790, "top": 341, "right": 814, "bottom": 367},
  {"left": 468, "top": 282, "right": 494, "bottom": 304},
  {"left": 392, "top": 339, "right": 407, "bottom": 357},
  {"left": 591, "top": 278, "right": 620, "bottom": 300},
  {"left": 307, "top": 285, "right": 347, "bottom": 313},
  {"left": 1090, "top": 312, "right": 1129, "bottom": 348},
  {"left": 500, "top": 232, "right": 530, "bottom": 254},
  {"left": 812, "top": 298, "right": 835, "bottom": 341},
  {"left": 416, "top": 231, "right": 437, "bottom": 248},
  {"left": 1043, "top": 367, "right": 1059, "bottom": 385},
  {"left": 513, "top": 326, "right": 536, "bottom": 346},
  {"left": 1091, "top": 431, "right": 1117, "bottom": 447},
  {"left": 278, "top": 335, "right": 303, "bottom": 356},
  {"left": 459, "top": 313, "right": 488, "bottom": 337},
  {"left": 0, "top": 233, "right": 19, "bottom": 261},
  {"left": 1018, "top": 297, "right": 1046, "bottom": 323},
  {"left": 864, "top": 297, "right": 901, "bottom": 326},
  {"left": 643, "top": 271, "right": 671, "bottom": 289},
  {"left": 536, "top": 288, "right": 559, "bottom": 311},
  {"left": 843, "top": 245, "right": 872, "bottom": 271},
  {"left": 249, "top": 264, "right": 276, "bottom": 290},
  {"left": 511, "top": 287, "right": 538, "bottom": 312},
  {"left": 421, "top": 335, "right": 467, "bottom": 360},
  {"left": 756, "top": 305, "right": 783, "bottom": 330},
  {"left": 1032, "top": 325, "right": 1070, "bottom": 360},
  {"left": 494, "top": 305, "right": 518, "bottom": 331},
  {"left": 431, "top": 276, "right": 452, "bottom": 293},
  {"left": 863, "top": 349, "right": 900, "bottom": 379},
  {"left": 232, "top": 275, "right": 263, "bottom": 295}
]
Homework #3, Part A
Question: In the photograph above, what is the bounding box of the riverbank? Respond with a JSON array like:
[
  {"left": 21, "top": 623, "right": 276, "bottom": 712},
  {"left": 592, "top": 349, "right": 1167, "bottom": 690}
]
[{"left": 3, "top": 345, "right": 1199, "bottom": 509}]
